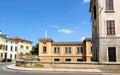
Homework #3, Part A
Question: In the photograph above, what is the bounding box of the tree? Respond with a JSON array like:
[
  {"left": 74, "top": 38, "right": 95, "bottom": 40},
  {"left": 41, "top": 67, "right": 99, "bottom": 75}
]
[{"left": 31, "top": 43, "right": 39, "bottom": 55}]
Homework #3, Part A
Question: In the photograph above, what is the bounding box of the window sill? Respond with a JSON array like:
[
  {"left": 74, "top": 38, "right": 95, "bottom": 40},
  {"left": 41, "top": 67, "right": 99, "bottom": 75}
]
[
  {"left": 65, "top": 53, "right": 72, "bottom": 54},
  {"left": 42, "top": 53, "right": 47, "bottom": 54},
  {"left": 105, "top": 10, "right": 115, "bottom": 13},
  {"left": 54, "top": 53, "right": 60, "bottom": 54},
  {"left": 106, "top": 35, "right": 116, "bottom": 37},
  {"left": 76, "top": 53, "right": 83, "bottom": 54}
]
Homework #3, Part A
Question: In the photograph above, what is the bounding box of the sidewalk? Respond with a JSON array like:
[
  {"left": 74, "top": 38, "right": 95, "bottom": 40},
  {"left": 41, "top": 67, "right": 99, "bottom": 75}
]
[{"left": 6, "top": 64, "right": 102, "bottom": 72}]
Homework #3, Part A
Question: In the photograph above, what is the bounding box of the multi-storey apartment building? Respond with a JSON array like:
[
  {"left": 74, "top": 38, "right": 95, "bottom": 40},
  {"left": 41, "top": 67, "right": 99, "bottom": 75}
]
[
  {"left": 5, "top": 38, "right": 18, "bottom": 60},
  {"left": 0, "top": 31, "right": 32, "bottom": 60},
  {"left": 39, "top": 38, "right": 92, "bottom": 62},
  {"left": 0, "top": 31, "right": 6, "bottom": 61},
  {"left": 90, "top": 0, "right": 120, "bottom": 62},
  {"left": 11, "top": 37, "right": 32, "bottom": 55}
]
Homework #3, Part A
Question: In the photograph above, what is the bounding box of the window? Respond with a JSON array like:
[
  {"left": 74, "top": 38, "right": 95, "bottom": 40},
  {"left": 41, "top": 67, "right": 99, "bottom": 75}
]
[
  {"left": 54, "top": 47, "right": 60, "bottom": 54},
  {"left": 0, "top": 45, "right": 2, "bottom": 49},
  {"left": 93, "top": 5, "right": 96, "bottom": 19},
  {"left": 43, "top": 46, "right": 47, "bottom": 53},
  {"left": 43, "top": 42, "right": 46, "bottom": 44},
  {"left": 5, "top": 45, "right": 7, "bottom": 51},
  {"left": 26, "top": 46, "right": 29, "bottom": 49},
  {"left": 77, "top": 47, "right": 83, "bottom": 54},
  {"left": 65, "top": 58, "right": 71, "bottom": 62},
  {"left": 15, "top": 47, "right": 17, "bottom": 52},
  {"left": 10, "top": 54, "right": 12, "bottom": 59},
  {"left": 77, "top": 59, "right": 83, "bottom": 62},
  {"left": 106, "top": 20, "right": 115, "bottom": 35},
  {"left": 108, "top": 47, "right": 116, "bottom": 62},
  {"left": 65, "top": 47, "right": 71, "bottom": 54},
  {"left": 15, "top": 42, "right": 17, "bottom": 44},
  {"left": 3, "top": 46, "right": 5, "bottom": 50},
  {"left": 15, "top": 54, "right": 16, "bottom": 59},
  {"left": 20, "top": 45, "right": 23, "bottom": 49},
  {"left": 11, "top": 46, "right": 13, "bottom": 51},
  {"left": 1, "top": 53, "right": 3, "bottom": 58},
  {"left": 54, "top": 58, "right": 60, "bottom": 62},
  {"left": 106, "top": 0, "right": 114, "bottom": 10},
  {"left": 81, "top": 47, "right": 83, "bottom": 53}
]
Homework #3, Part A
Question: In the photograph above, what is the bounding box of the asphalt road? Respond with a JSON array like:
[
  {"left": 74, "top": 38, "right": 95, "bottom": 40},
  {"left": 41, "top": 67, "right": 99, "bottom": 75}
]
[{"left": 0, "top": 63, "right": 120, "bottom": 75}]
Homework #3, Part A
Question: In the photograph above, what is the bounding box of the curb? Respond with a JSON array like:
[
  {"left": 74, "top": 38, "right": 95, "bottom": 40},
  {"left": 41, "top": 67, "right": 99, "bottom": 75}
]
[{"left": 6, "top": 64, "right": 102, "bottom": 72}]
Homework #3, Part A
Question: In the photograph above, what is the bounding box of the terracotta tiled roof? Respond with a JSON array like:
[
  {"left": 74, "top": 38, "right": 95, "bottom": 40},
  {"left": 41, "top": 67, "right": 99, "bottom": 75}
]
[
  {"left": 39, "top": 38, "right": 53, "bottom": 42},
  {"left": 11, "top": 36, "right": 32, "bottom": 43}
]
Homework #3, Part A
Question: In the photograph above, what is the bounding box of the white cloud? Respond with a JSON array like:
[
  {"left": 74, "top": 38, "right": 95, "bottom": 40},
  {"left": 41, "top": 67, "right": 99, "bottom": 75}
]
[
  {"left": 50, "top": 25, "right": 60, "bottom": 28},
  {"left": 80, "top": 37, "right": 86, "bottom": 41},
  {"left": 58, "top": 29, "right": 75, "bottom": 34},
  {"left": 83, "top": 0, "right": 90, "bottom": 3}
]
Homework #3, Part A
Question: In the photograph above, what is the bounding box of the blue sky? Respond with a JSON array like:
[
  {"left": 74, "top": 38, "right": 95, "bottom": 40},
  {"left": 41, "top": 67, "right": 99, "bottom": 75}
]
[{"left": 0, "top": 0, "right": 91, "bottom": 45}]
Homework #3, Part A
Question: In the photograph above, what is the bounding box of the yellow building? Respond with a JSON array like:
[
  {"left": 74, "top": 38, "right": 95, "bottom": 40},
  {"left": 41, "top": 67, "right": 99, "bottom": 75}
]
[
  {"left": 39, "top": 38, "right": 92, "bottom": 62},
  {"left": 0, "top": 32, "right": 6, "bottom": 60}
]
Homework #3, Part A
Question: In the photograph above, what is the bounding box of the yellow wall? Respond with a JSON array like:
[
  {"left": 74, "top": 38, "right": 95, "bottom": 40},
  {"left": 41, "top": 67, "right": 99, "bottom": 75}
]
[
  {"left": 40, "top": 56, "right": 83, "bottom": 62},
  {"left": 39, "top": 38, "right": 92, "bottom": 62}
]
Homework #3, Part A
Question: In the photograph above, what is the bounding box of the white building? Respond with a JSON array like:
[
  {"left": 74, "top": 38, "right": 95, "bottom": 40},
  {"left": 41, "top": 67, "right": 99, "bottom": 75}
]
[
  {"left": 5, "top": 38, "right": 18, "bottom": 60},
  {"left": 0, "top": 31, "right": 32, "bottom": 60},
  {"left": 11, "top": 37, "right": 32, "bottom": 55}
]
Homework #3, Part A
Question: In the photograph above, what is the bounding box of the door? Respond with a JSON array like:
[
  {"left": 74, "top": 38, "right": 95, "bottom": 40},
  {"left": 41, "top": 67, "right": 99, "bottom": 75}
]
[{"left": 108, "top": 47, "right": 116, "bottom": 62}]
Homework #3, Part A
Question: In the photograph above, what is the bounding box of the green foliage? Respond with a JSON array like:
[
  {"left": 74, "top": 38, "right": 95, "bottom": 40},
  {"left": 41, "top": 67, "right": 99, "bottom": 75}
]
[{"left": 31, "top": 43, "right": 39, "bottom": 55}]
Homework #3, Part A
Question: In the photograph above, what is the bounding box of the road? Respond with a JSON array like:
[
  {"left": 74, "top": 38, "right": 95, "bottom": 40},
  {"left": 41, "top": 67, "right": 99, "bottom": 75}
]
[{"left": 0, "top": 63, "right": 120, "bottom": 75}]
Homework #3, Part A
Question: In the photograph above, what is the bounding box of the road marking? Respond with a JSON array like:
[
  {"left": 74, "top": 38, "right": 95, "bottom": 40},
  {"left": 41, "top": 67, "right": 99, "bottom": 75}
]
[
  {"left": 3, "top": 67, "right": 13, "bottom": 71},
  {"left": 2, "top": 67, "right": 19, "bottom": 72}
]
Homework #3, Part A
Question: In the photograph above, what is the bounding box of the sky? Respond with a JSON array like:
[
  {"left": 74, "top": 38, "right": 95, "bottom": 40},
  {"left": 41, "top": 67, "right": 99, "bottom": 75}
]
[{"left": 0, "top": 0, "right": 91, "bottom": 45}]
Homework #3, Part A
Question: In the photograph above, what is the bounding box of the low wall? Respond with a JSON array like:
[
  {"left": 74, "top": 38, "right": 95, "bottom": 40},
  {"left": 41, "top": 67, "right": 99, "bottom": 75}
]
[
  {"left": 16, "top": 60, "right": 120, "bottom": 73},
  {"left": 98, "top": 63, "right": 120, "bottom": 73},
  {"left": 16, "top": 54, "right": 38, "bottom": 60}
]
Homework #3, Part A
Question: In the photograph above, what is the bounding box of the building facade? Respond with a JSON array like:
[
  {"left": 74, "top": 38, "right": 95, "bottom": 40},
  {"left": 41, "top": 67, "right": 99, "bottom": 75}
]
[
  {"left": 90, "top": 0, "right": 120, "bottom": 62},
  {"left": 0, "top": 31, "right": 6, "bottom": 61},
  {"left": 5, "top": 38, "right": 18, "bottom": 60},
  {"left": 0, "top": 31, "right": 32, "bottom": 60},
  {"left": 11, "top": 37, "right": 32, "bottom": 55},
  {"left": 39, "top": 38, "right": 92, "bottom": 62}
]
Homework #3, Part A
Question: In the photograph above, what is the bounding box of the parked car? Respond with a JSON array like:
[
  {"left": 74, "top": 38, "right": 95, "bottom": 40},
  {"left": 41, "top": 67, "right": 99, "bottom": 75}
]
[{"left": 1, "top": 59, "right": 12, "bottom": 62}]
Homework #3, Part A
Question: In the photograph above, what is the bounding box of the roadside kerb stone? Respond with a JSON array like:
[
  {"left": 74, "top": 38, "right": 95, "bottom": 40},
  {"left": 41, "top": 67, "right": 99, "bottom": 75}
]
[{"left": 6, "top": 64, "right": 101, "bottom": 72}]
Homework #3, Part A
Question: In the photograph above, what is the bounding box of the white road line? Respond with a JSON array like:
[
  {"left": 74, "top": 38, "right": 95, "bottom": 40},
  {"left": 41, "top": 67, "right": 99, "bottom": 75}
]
[{"left": 2, "top": 67, "right": 19, "bottom": 72}]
